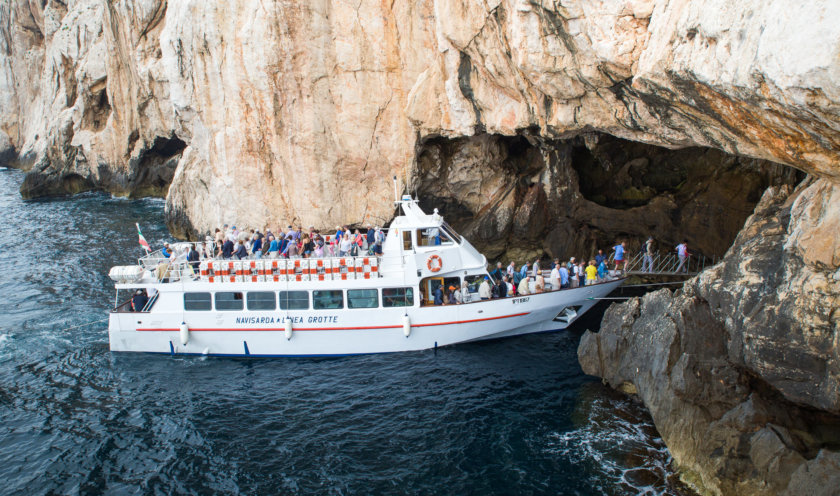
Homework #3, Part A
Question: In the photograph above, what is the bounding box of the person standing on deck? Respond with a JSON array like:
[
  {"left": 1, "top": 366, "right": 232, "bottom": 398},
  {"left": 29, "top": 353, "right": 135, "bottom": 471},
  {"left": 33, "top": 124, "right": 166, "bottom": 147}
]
[
  {"left": 433, "top": 285, "right": 444, "bottom": 305},
  {"left": 532, "top": 259, "right": 540, "bottom": 278},
  {"left": 131, "top": 290, "right": 149, "bottom": 312},
  {"left": 519, "top": 262, "right": 530, "bottom": 280},
  {"left": 479, "top": 276, "right": 491, "bottom": 300},
  {"left": 187, "top": 244, "right": 200, "bottom": 271},
  {"left": 559, "top": 264, "right": 570, "bottom": 288},
  {"left": 535, "top": 272, "right": 545, "bottom": 293},
  {"left": 676, "top": 240, "right": 689, "bottom": 273},
  {"left": 595, "top": 249, "right": 606, "bottom": 267},
  {"left": 506, "top": 261, "right": 516, "bottom": 279},
  {"left": 234, "top": 240, "right": 248, "bottom": 260},
  {"left": 366, "top": 224, "right": 375, "bottom": 249},
  {"left": 598, "top": 258, "right": 608, "bottom": 281},
  {"left": 490, "top": 262, "right": 504, "bottom": 281},
  {"left": 461, "top": 282, "right": 470, "bottom": 303},
  {"left": 221, "top": 238, "right": 234, "bottom": 259},
  {"left": 251, "top": 234, "right": 263, "bottom": 259},
  {"left": 550, "top": 264, "right": 561, "bottom": 290},
  {"left": 585, "top": 260, "right": 598, "bottom": 285},
  {"left": 518, "top": 276, "right": 531, "bottom": 295}
]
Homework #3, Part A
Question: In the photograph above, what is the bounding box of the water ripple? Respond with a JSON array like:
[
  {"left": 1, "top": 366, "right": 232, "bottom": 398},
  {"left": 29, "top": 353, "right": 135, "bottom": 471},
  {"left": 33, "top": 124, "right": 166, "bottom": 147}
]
[{"left": 0, "top": 168, "right": 692, "bottom": 495}]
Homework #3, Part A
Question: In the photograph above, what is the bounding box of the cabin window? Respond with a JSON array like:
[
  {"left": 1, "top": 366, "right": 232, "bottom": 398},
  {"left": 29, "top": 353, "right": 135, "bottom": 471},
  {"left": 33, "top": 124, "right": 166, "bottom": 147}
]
[
  {"left": 279, "top": 291, "right": 309, "bottom": 310},
  {"left": 441, "top": 222, "right": 462, "bottom": 244},
  {"left": 347, "top": 289, "right": 378, "bottom": 309},
  {"left": 247, "top": 291, "right": 276, "bottom": 311},
  {"left": 215, "top": 292, "right": 244, "bottom": 311},
  {"left": 383, "top": 287, "right": 414, "bottom": 307},
  {"left": 416, "top": 227, "right": 454, "bottom": 247},
  {"left": 313, "top": 290, "right": 344, "bottom": 310},
  {"left": 464, "top": 275, "right": 485, "bottom": 294},
  {"left": 402, "top": 230, "right": 412, "bottom": 251},
  {"left": 184, "top": 292, "right": 211, "bottom": 311}
]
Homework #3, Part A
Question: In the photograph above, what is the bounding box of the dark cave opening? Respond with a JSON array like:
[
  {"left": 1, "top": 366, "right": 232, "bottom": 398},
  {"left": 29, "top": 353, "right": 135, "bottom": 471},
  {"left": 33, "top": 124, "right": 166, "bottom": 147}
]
[
  {"left": 128, "top": 134, "right": 187, "bottom": 197},
  {"left": 413, "top": 132, "right": 804, "bottom": 264}
]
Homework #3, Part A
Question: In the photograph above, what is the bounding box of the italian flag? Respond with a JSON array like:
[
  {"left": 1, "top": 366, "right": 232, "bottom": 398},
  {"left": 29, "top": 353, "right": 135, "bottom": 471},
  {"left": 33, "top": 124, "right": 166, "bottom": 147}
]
[{"left": 136, "top": 223, "right": 151, "bottom": 253}]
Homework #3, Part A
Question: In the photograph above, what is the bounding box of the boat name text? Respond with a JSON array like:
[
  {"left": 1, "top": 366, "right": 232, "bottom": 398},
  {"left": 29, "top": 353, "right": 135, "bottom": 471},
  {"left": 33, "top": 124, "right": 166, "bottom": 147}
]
[
  {"left": 511, "top": 297, "right": 530, "bottom": 304},
  {"left": 234, "top": 315, "right": 339, "bottom": 325}
]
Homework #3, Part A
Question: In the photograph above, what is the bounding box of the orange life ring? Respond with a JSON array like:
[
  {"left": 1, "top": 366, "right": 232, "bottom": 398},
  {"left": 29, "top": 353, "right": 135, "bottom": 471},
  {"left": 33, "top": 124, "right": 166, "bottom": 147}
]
[{"left": 427, "top": 254, "right": 443, "bottom": 272}]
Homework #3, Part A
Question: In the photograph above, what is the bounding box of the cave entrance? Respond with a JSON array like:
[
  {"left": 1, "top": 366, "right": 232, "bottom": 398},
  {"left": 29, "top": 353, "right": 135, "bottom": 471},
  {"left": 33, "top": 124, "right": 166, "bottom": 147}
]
[{"left": 413, "top": 132, "right": 804, "bottom": 265}]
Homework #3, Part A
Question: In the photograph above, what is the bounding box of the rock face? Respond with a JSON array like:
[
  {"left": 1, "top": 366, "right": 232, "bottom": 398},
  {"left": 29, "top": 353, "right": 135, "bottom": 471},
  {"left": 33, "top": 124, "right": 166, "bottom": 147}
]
[
  {"left": 3, "top": 2, "right": 840, "bottom": 492},
  {"left": 2, "top": 0, "right": 839, "bottom": 233},
  {"left": 578, "top": 178, "right": 840, "bottom": 495},
  {"left": 414, "top": 132, "right": 800, "bottom": 261}
]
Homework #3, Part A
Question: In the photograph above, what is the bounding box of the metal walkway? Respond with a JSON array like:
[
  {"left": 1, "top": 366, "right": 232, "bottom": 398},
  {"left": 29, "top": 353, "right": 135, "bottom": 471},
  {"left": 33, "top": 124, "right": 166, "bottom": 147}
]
[{"left": 607, "top": 251, "right": 718, "bottom": 277}]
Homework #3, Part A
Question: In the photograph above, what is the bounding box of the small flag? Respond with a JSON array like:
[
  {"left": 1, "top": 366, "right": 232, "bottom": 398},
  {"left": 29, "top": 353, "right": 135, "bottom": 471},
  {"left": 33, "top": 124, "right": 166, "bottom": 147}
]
[{"left": 136, "top": 223, "right": 151, "bottom": 253}]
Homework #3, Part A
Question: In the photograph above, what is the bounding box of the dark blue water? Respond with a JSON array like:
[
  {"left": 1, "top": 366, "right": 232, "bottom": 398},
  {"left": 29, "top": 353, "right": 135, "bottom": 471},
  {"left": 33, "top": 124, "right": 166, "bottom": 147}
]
[{"left": 0, "top": 167, "right": 693, "bottom": 495}]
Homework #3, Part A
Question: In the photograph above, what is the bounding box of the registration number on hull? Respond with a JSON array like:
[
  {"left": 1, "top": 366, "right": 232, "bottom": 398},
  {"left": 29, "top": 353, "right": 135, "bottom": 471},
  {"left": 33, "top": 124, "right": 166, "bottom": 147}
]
[{"left": 511, "top": 297, "right": 530, "bottom": 304}]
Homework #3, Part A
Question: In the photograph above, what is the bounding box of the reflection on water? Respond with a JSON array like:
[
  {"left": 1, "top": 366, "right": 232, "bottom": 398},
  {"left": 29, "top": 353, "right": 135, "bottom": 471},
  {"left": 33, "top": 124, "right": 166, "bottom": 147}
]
[{"left": 0, "top": 168, "right": 694, "bottom": 495}]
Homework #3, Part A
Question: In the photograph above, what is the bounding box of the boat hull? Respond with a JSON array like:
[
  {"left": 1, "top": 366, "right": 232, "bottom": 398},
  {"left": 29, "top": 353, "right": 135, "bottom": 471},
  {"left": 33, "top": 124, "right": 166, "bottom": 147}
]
[{"left": 108, "top": 279, "right": 623, "bottom": 357}]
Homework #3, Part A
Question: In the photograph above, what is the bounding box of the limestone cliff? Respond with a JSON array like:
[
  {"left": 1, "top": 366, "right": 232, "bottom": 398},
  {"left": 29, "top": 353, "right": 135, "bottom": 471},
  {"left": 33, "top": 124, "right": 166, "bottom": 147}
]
[
  {"left": 579, "top": 178, "right": 840, "bottom": 495},
  {"left": 2, "top": 0, "right": 839, "bottom": 234},
  {"left": 3, "top": 2, "right": 840, "bottom": 493}
]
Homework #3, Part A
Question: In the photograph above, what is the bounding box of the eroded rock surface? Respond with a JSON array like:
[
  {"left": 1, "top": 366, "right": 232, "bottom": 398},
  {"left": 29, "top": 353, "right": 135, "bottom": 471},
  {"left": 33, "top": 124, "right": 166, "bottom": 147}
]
[
  {"left": 578, "top": 179, "right": 840, "bottom": 495},
  {"left": 1, "top": 0, "right": 839, "bottom": 235}
]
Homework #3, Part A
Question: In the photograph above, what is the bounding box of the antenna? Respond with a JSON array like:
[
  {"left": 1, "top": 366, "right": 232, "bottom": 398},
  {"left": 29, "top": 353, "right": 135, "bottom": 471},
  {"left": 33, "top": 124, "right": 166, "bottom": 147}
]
[{"left": 393, "top": 175, "right": 399, "bottom": 202}]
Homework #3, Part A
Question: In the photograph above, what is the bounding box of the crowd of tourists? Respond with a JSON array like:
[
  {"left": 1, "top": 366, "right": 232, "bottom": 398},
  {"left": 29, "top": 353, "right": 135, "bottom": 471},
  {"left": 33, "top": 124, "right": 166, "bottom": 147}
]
[
  {"left": 446, "top": 237, "right": 692, "bottom": 303},
  {"left": 162, "top": 224, "right": 388, "bottom": 267}
]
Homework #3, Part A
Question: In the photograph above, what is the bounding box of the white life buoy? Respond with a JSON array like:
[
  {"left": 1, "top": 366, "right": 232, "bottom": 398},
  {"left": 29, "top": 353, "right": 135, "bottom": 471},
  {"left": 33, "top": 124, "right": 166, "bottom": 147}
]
[
  {"left": 402, "top": 315, "right": 411, "bottom": 337},
  {"left": 285, "top": 319, "right": 293, "bottom": 340},
  {"left": 179, "top": 322, "right": 189, "bottom": 345}
]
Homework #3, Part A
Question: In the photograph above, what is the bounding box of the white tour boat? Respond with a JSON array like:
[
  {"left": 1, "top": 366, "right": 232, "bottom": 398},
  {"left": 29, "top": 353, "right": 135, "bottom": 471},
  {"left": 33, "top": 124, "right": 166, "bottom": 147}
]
[{"left": 108, "top": 196, "right": 624, "bottom": 357}]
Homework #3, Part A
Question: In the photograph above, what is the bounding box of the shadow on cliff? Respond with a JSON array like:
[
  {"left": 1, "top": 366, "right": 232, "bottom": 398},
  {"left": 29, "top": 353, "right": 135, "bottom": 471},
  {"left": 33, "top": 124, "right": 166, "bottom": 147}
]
[
  {"left": 19, "top": 134, "right": 186, "bottom": 200},
  {"left": 413, "top": 131, "right": 803, "bottom": 265}
]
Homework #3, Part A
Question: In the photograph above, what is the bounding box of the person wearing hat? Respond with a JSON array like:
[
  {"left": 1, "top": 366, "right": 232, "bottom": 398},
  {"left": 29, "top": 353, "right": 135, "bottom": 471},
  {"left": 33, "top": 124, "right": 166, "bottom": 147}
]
[
  {"left": 161, "top": 242, "right": 171, "bottom": 258},
  {"left": 479, "top": 276, "right": 491, "bottom": 300}
]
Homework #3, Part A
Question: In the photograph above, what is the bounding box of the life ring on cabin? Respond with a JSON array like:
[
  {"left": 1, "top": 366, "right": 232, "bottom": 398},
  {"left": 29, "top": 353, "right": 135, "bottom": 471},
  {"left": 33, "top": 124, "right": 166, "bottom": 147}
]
[{"left": 426, "top": 254, "right": 443, "bottom": 272}]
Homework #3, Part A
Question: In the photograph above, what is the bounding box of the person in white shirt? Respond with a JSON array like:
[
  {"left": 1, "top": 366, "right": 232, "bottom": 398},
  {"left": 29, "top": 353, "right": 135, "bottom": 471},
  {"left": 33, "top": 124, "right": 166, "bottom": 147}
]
[
  {"left": 478, "top": 276, "right": 491, "bottom": 300},
  {"left": 460, "top": 282, "right": 470, "bottom": 303},
  {"left": 532, "top": 259, "right": 540, "bottom": 278},
  {"left": 550, "top": 266, "right": 561, "bottom": 290},
  {"left": 517, "top": 276, "right": 531, "bottom": 295}
]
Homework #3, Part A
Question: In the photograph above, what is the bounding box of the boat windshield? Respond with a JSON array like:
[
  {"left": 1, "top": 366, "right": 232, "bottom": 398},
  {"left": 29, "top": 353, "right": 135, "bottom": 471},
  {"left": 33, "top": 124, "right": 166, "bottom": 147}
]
[{"left": 440, "top": 222, "right": 461, "bottom": 244}]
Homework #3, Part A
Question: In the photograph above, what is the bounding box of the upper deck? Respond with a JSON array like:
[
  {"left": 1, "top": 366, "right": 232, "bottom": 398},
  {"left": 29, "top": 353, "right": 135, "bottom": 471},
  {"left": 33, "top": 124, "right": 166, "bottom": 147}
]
[{"left": 110, "top": 196, "right": 489, "bottom": 289}]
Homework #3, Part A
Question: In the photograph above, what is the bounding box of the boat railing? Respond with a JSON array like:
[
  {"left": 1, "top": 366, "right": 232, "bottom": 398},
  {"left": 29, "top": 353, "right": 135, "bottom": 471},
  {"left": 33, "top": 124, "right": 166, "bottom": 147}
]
[{"left": 141, "top": 254, "right": 386, "bottom": 283}]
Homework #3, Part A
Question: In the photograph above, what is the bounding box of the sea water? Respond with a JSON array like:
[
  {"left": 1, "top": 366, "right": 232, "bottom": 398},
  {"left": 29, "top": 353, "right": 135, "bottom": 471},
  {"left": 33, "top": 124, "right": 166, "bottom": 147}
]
[{"left": 0, "top": 168, "right": 694, "bottom": 495}]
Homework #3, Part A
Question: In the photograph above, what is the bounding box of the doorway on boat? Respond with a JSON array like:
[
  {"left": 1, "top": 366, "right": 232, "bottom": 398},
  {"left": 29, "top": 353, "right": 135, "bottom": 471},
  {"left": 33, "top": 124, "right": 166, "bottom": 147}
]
[
  {"left": 113, "top": 288, "right": 159, "bottom": 313},
  {"left": 419, "top": 276, "right": 461, "bottom": 306}
]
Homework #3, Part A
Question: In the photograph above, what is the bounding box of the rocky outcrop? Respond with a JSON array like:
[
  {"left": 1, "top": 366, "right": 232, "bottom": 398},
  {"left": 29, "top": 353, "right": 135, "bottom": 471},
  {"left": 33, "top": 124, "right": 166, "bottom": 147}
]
[
  {"left": 3, "top": 1, "right": 840, "bottom": 491},
  {"left": 578, "top": 178, "right": 840, "bottom": 495},
  {"left": 1, "top": 0, "right": 839, "bottom": 235}
]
